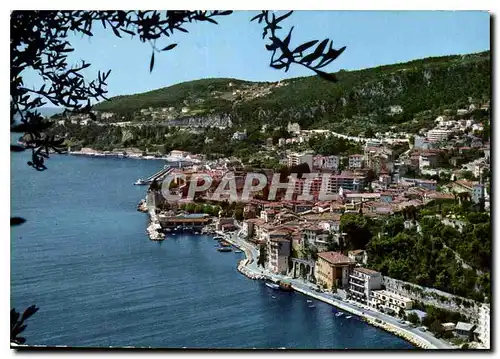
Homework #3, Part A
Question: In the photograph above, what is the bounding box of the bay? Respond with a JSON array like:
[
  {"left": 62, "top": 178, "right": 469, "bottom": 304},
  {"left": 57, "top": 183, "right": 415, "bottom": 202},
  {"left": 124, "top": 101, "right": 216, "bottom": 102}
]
[{"left": 10, "top": 151, "right": 413, "bottom": 349}]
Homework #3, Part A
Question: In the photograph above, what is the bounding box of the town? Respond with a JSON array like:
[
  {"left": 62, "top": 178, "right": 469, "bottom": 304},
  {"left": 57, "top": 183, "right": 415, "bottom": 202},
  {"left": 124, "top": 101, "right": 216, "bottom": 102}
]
[{"left": 129, "top": 102, "right": 491, "bottom": 350}]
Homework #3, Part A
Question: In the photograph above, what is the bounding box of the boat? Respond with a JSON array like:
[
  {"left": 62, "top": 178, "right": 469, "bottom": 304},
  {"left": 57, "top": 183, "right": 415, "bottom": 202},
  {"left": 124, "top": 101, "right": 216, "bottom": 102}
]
[
  {"left": 306, "top": 300, "right": 313, "bottom": 303},
  {"left": 265, "top": 282, "right": 280, "bottom": 290},
  {"left": 335, "top": 312, "right": 344, "bottom": 317},
  {"left": 219, "top": 241, "right": 231, "bottom": 247},
  {"left": 278, "top": 281, "right": 293, "bottom": 292},
  {"left": 134, "top": 178, "right": 149, "bottom": 186},
  {"left": 217, "top": 247, "right": 232, "bottom": 252},
  {"left": 213, "top": 236, "right": 224, "bottom": 240},
  {"left": 308, "top": 304, "right": 316, "bottom": 308},
  {"left": 345, "top": 315, "right": 352, "bottom": 319},
  {"left": 234, "top": 250, "right": 243, "bottom": 253}
]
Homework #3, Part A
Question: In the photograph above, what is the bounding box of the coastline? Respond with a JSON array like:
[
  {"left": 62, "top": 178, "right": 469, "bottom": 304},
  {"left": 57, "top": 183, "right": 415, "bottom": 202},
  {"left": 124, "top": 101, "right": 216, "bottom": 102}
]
[
  {"left": 69, "top": 150, "right": 167, "bottom": 160},
  {"left": 217, "top": 230, "right": 455, "bottom": 350}
]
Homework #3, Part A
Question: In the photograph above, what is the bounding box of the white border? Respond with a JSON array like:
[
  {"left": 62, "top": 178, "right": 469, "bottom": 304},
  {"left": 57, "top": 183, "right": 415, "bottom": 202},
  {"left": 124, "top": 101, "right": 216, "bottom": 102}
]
[{"left": 2, "top": 2, "right": 497, "bottom": 359}]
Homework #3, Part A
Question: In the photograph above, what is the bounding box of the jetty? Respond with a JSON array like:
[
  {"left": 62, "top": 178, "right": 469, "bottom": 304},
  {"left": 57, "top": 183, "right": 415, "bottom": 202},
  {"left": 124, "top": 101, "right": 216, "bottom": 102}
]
[{"left": 134, "top": 165, "right": 172, "bottom": 186}]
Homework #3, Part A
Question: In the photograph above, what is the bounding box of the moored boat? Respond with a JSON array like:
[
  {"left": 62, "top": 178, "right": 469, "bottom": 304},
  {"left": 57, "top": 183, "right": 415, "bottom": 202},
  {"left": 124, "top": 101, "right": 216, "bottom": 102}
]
[
  {"left": 278, "top": 281, "right": 293, "bottom": 292},
  {"left": 265, "top": 282, "right": 280, "bottom": 290},
  {"left": 217, "top": 247, "right": 232, "bottom": 252},
  {"left": 134, "top": 178, "right": 149, "bottom": 185},
  {"left": 335, "top": 312, "right": 344, "bottom": 317}
]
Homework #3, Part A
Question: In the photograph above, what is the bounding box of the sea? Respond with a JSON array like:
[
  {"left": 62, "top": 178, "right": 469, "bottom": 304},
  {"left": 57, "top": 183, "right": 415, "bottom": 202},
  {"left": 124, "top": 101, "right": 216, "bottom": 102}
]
[{"left": 10, "top": 150, "right": 414, "bottom": 349}]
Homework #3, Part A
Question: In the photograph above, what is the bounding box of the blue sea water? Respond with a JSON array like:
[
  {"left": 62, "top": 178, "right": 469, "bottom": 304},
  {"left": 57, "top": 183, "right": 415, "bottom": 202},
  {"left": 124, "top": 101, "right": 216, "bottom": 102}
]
[{"left": 10, "top": 152, "right": 414, "bottom": 349}]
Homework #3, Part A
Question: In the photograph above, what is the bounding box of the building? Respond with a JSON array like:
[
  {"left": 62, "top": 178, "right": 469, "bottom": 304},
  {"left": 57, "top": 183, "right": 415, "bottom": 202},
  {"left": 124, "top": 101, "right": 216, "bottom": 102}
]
[
  {"left": 454, "top": 322, "right": 476, "bottom": 342},
  {"left": 426, "top": 129, "right": 452, "bottom": 141},
  {"left": 478, "top": 304, "right": 490, "bottom": 349},
  {"left": 266, "top": 230, "right": 292, "bottom": 274},
  {"left": 371, "top": 290, "right": 413, "bottom": 314},
  {"left": 313, "top": 155, "right": 339, "bottom": 171},
  {"left": 288, "top": 152, "right": 314, "bottom": 170},
  {"left": 348, "top": 154, "right": 363, "bottom": 169},
  {"left": 419, "top": 152, "right": 438, "bottom": 170},
  {"left": 472, "top": 183, "right": 485, "bottom": 204},
  {"left": 232, "top": 131, "right": 247, "bottom": 141},
  {"left": 348, "top": 267, "right": 382, "bottom": 305},
  {"left": 315, "top": 251, "right": 355, "bottom": 291},
  {"left": 400, "top": 177, "right": 437, "bottom": 191},
  {"left": 348, "top": 249, "right": 368, "bottom": 265},
  {"left": 327, "top": 174, "right": 366, "bottom": 193}
]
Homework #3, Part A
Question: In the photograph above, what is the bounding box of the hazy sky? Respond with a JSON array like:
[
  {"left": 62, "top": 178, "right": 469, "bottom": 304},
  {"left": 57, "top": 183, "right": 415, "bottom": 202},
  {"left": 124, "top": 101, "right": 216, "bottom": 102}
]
[{"left": 23, "top": 10, "right": 490, "bottom": 100}]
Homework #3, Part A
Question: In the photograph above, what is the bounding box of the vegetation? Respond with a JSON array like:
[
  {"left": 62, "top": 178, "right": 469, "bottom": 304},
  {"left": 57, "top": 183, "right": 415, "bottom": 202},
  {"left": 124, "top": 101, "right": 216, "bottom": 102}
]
[
  {"left": 12, "top": 10, "right": 347, "bottom": 344},
  {"left": 92, "top": 51, "right": 490, "bottom": 136},
  {"left": 366, "top": 207, "right": 490, "bottom": 302}
]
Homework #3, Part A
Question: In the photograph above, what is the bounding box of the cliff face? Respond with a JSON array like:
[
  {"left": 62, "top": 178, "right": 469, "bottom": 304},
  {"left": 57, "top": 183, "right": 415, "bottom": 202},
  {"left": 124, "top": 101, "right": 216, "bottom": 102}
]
[{"left": 89, "top": 51, "right": 490, "bottom": 130}]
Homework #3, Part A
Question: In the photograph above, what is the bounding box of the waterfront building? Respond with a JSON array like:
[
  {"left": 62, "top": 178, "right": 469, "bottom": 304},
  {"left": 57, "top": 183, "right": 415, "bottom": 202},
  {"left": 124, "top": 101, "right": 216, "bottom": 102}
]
[
  {"left": 371, "top": 290, "right": 413, "bottom": 314},
  {"left": 266, "top": 230, "right": 292, "bottom": 274},
  {"left": 315, "top": 251, "right": 355, "bottom": 291},
  {"left": 348, "top": 267, "right": 382, "bottom": 305}
]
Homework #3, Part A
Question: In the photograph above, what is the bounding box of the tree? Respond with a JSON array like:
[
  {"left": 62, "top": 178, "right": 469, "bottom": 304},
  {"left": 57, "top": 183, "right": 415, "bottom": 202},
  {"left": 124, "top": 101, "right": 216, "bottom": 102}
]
[
  {"left": 12, "top": 10, "right": 346, "bottom": 171},
  {"left": 340, "top": 214, "right": 374, "bottom": 250},
  {"left": 257, "top": 244, "right": 267, "bottom": 268},
  {"left": 11, "top": 9, "right": 348, "bottom": 344},
  {"left": 407, "top": 312, "right": 420, "bottom": 325},
  {"left": 364, "top": 128, "right": 375, "bottom": 139}
]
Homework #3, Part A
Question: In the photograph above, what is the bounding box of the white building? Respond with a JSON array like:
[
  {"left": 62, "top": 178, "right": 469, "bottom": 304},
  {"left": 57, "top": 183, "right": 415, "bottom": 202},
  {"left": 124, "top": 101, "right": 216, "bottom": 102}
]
[
  {"left": 472, "top": 183, "right": 485, "bottom": 204},
  {"left": 313, "top": 155, "right": 339, "bottom": 171},
  {"left": 478, "top": 304, "right": 490, "bottom": 349},
  {"left": 348, "top": 154, "right": 363, "bottom": 169},
  {"left": 288, "top": 152, "right": 314, "bottom": 170},
  {"left": 266, "top": 231, "right": 291, "bottom": 275},
  {"left": 427, "top": 129, "right": 453, "bottom": 141},
  {"left": 348, "top": 267, "right": 382, "bottom": 305},
  {"left": 371, "top": 290, "right": 413, "bottom": 314}
]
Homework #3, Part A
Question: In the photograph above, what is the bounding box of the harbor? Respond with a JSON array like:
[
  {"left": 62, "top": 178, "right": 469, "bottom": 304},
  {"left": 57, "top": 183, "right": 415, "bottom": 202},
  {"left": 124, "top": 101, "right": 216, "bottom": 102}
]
[{"left": 214, "top": 229, "right": 455, "bottom": 350}]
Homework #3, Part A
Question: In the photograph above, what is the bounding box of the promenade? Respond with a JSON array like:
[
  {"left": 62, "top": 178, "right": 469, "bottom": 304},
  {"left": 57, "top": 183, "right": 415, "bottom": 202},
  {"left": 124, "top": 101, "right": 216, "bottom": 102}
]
[{"left": 219, "top": 230, "right": 456, "bottom": 350}]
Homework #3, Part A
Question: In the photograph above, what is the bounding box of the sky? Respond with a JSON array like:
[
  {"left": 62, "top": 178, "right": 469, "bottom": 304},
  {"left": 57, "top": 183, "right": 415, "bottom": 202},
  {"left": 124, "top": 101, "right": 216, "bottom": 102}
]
[{"left": 23, "top": 10, "right": 490, "bottom": 101}]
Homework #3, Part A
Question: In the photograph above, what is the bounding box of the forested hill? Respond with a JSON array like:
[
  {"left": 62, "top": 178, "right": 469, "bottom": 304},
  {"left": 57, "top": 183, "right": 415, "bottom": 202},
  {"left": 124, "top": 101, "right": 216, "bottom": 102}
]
[{"left": 93, "top": 50, "right": 490, "bottom": 134}]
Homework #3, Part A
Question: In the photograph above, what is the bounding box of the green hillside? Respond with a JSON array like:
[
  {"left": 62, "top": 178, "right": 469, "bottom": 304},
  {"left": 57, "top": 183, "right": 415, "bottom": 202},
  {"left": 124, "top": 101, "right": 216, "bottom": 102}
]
[{"left": 93, "top": 51, "right": 490, "bottom": 134}]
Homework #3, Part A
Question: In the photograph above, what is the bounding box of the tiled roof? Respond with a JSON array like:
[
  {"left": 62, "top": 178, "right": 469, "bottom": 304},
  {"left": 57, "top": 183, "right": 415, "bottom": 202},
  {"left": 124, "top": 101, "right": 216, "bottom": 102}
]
[{"left": 318, "top": 251, "right": 354, "bottom": 265}]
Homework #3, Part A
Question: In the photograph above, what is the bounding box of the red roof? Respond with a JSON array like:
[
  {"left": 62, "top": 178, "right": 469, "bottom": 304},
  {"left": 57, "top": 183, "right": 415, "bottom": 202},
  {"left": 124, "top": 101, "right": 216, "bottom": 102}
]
[{"left": 318, "top": 251, "right": 354, "bottom": 265}]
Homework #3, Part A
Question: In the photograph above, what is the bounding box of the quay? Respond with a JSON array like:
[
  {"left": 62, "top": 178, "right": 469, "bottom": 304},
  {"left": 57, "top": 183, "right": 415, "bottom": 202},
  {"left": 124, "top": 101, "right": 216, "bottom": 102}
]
[{"left": 215, "top": 230, "right": 455, "bottom": 350}]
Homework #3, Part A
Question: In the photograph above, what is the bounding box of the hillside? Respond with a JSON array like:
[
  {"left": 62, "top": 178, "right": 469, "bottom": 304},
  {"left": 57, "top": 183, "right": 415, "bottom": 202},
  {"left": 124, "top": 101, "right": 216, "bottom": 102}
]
[{"left": 93, "top": 51, "right": 490, "bottom": 134}]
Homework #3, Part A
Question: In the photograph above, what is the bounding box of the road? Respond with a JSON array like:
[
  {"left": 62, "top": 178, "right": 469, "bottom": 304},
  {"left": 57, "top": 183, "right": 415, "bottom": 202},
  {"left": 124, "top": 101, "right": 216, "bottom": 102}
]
[{"left": 221, "top": 231, "right": 455, "bottom": 350}]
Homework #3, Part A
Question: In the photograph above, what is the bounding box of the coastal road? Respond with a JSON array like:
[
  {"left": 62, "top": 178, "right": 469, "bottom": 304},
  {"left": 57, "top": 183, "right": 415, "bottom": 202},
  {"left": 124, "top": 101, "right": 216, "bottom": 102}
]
[{"left": 223, "top": 231, "right": 455, "bottom": 350}]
